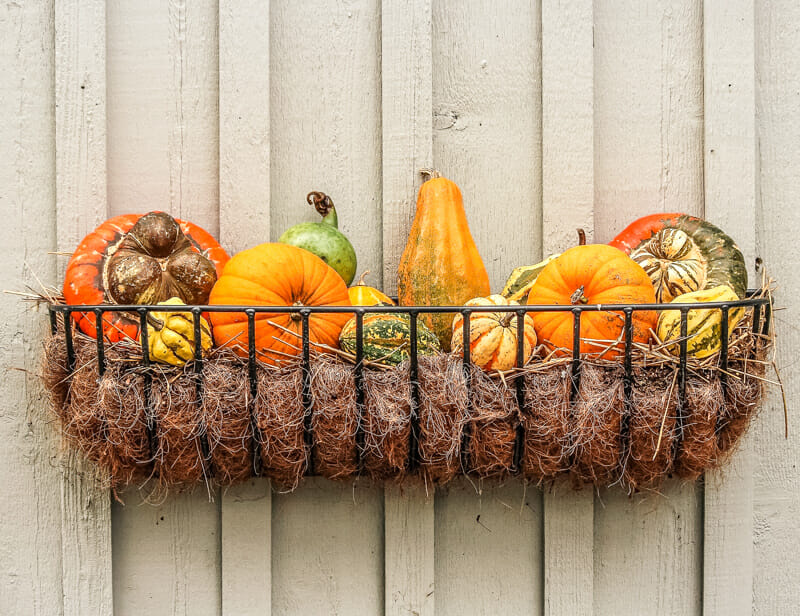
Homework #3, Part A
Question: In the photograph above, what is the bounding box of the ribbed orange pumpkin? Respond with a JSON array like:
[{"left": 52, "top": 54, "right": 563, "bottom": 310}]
[
  {"left": 397, "top": 173, "right": 491, "bottom": 350},
  {"left": 451, "top": 295, "right": 537, "bottom": 372},
  {"left": 526, "top": 245, "right": 658, "bottom": 358},
  {"left": 208, "top": 243, "right": 351, "bottom": 365}
]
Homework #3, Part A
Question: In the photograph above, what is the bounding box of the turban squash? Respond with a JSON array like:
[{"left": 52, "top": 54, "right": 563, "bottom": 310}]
[
  {"left": 208, "top": 243, "right": 351, "bottom": 365},
  {"left": 609, "top": 213, "right": 748, "bottom": 302},
  {"left": 62, "top": 212, "right": 229, "bottom": 342},
  {"left": 527, "top": 245, "right": 658, "bottom": 359}
]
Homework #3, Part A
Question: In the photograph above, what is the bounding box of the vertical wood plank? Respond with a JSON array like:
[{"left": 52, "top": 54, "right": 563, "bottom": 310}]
[
  {"left": 271, "top": 480, "right": 384, "bottom": 614},
  {"left": 432, "top": 0, "right": 542, "bottom": 290},
  {"left": 219, "top": 1, "right": 272, "bottom": 613},
  {"left": 540, "top": 1, "right": 594, "bottom": 614},
  {"left": 753, "top": 2, "right": 800, "bottom": 613},
  {"left": 435, "top": 481, "right": 543, "bottom": 614},
  {"left": 269, "top": 2, "right": 385, "bottom": 613},
  {"left": 381, "top": 2, "right": 436, "bottom": 615},
  {"left": 54, "top": 1, "right": 113, "bottom": 614},
  {"left": 0, "top": 1, "right": 65, "bottom": 614},
  {"left": 430, "top": 3, "right": 543, "bottom": 614},
  {"left": 702, "top": 2, "right": 756, "bottom": 615},
  {"left": 106, "top": 0, "right": 220, "bottom": 231},
  {"left": 592, "top": 3, "right": 705, "bottom": 615},
  {"left": 106, "top": 2, "right": 222, "bottom": 614},
  {"left": 381, "top": 0, "right": 433, "bottom": 296},
  {"left": 270, "top": 0, "right": 383, "bottom": 277}
]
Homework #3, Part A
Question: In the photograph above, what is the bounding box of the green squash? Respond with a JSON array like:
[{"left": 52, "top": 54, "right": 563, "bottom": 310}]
[
  {"left": 279, "top": 191, "right": 357, "bottom": 285},
  {"left": 339, "top": 313, "right": 441, "bottom": 366}
]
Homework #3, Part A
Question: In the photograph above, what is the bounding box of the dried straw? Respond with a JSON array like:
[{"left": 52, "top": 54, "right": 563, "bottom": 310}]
[
  {"left": 570, "top": 365, "right": 625, "bottom": 487},
  {"left": 521, "top": 364, "right": 571, "bottom": 483},
  {"left": 467, "top": 367, "right": 518, "bottom": 479},
  {"left": 362, "top": 364, "right": 411, "bottom": 482},
  {"left": 255, "top": 362, "right": 307, "bottom": 490},
  {"left": 417, "top": 354, "right": 469, "bottom": 486},
  {"left": 624, "top": 368, "right": 677, "bottom": 492}
]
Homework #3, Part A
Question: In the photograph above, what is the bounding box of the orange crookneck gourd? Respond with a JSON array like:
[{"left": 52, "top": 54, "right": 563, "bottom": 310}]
[{"left": 397, "top": 171, "right": 491, "bottom": 351}]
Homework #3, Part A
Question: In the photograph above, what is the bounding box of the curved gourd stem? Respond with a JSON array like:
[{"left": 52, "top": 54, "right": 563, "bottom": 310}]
[
  {"left": 306, "top": 191, "right": 338, "bottom": 226},
  {"left": 354, "top": 270, "right": 371, "bottom": 286},
  {"left": 577, "top": 228, "right": 586, "bottom": 246},
  {"left": 419, "top": 168, "right": 442, "bottom": 180}
]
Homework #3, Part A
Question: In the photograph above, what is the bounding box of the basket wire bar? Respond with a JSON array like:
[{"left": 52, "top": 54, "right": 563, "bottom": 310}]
[
  {"left": 47, "top": 292, "right": 772, "bottom": 480},
  {"left": 137, "top": 309, "right": 157, "bottom": 462},
  {"left": 408, "top": 312, "right": 421, "bottom": 470},
  {"left": 354, "top": 310, "right": 366, "bottom": 473},
  {"left": 300, "top": 310, "right": 314, "bottom": 475},
  {"left": 246, "top": 309, "right": 262, "bottom": 476},
  {"left": 512, "top": 309, "right": 527, "bottom": 471},
  {"left": 460, "top": 310, "right": 472, "bottom": 472}
]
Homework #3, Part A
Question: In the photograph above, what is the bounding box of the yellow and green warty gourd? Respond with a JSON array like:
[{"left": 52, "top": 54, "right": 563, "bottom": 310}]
[
  {"left": 656, "top": 285, "right": 745, "bottom": 359},
  {"left": 147, "top": 297, "right": 213, "bottom": 366}
]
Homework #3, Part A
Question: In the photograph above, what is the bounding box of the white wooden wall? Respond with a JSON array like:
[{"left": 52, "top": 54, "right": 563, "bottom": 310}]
[{"left": 2, "top": 1, "right": 798, "bottom": 614}]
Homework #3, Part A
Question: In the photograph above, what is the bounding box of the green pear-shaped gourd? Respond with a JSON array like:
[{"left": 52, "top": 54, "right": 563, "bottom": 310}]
[{"left": 278, "top": 191, "right": 357, "bottom": 285}]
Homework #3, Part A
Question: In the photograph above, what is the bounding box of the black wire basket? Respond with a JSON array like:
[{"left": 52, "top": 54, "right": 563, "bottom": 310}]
[{"left": 45, "top": 291, "right": 772, "bottom": 488}]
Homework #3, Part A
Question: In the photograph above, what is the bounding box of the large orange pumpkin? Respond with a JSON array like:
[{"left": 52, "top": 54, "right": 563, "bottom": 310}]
[
  {"left": 208, "top": 243, "right": 351, "bottom": 365},
  {"left": 63, "top": 212, "right": 229, "bottom": 342},
  {"left": 526, "top": 245, "right": 658, "bottom": 358}
]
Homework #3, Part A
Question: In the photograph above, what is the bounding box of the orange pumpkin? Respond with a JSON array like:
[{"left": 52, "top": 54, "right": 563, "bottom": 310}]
[
  {"left": 208, "top": 243, "right": 351, "bottom": 365},
  {"left": 526, "top": 245, "right": 657, "bottom": 358},
  {"left": 348, "top": 271, "right": 394, "bottom": 306},
  {"left": 451, "top": 295, "right": 537, "bottom": 372},
  {"left": 397, "top": 173, "right": 491, "bottom": 350}
]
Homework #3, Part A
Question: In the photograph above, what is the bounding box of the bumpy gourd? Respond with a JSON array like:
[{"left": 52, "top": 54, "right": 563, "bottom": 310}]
[
  {"left": 656, "top": 285, "right": 745, "bottom": 359},
  {"left": 278, "top": 191, "right": 357, "bottom": 285},
  {"left": 397, "top": 173, "right": 491, "bottom": 351},
  {"left": 451, "top": 295, "right": 537, "bottom": 372},
  {"left": 339, "top": 313, "right": 440, "bottom": 366},
  {"left": 147, "top": 297, "right": 213, "bottom": 366},
  {"left": 609, "top": 213, "right": 747, "bottom": 302}
]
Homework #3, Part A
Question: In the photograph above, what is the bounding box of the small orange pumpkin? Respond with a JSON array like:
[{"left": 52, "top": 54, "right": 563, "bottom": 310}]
[
  {"left": 208, "top": 243, "right": 351, "bottom": 365},
  {"left": 526, "top": 245, "right": 657, "bottom": 358},
  {"left": 348, "top": 271, "right": 394, "bottom": 306},
  {"left": 451, "top": 295, "right": 537, "bottom": 372}
]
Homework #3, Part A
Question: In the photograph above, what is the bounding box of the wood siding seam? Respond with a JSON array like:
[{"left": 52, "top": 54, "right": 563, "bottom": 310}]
[
  {"left": 54, "top": 0, "right": 114, "bottom": 613},
  {"left": 541, "top": 1, "right": 594, "bottom": 614},
  {"left": 703, "top": 2, "right": 757, "bottom": 615},
  {"left": 219, "top": 1, "right": 272, "bottom": 614},
  {"left": 382, "top": 2, "right": 435, "bottom": 615}
]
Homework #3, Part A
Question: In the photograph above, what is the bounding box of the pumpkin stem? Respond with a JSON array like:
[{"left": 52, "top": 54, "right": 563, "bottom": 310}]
[
  {"left": 355, "top": 270, "right": 371, "bottom": 286},
  {"left": 570, "top": 285, "right": 588, "bottom": 305},
  {"left": 499, "top": 313, "right": 515, "bottom": 328},
  {"left": 307, "top": 191, "right": 338, "bottom": 227},
  {"left": 419, "top": 168, "right": 442, "bottom": 180},
  {"left": 577, "top": 228, "right": 586, "bottom": 246},
  {"left": 290, "top": 300, "right": 304, "bottom": 322}
]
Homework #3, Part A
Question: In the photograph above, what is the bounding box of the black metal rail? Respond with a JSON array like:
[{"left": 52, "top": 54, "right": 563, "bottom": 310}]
[{"left": 48, "top": 292, "right": 771, "bottom": 477}]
